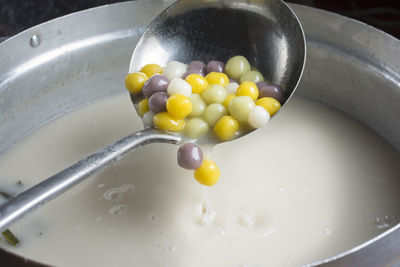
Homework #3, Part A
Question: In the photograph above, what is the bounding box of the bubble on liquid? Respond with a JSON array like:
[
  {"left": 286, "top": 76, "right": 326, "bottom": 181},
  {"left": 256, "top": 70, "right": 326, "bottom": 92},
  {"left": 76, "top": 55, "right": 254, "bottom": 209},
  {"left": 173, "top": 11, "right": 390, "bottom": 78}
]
[
  {"left": 90, "top": 121, "right": 97, "bottom": 127},
  {"left": 262, "top": 228, "right": 276, "bottom": 238},
  {"left": 216, "top": 227, "right": 226, "bottom": 235},
  {"left": 154, "top": 229, "right": 164, "bottom": 235},
  {"left": 198, "top": 201, "right": 216, "bottom": 226},
  {"left": 120, "top": 184, "right": 135, "bottom": 193},
  {"left": 300, "top": 186, "right": 309, "bottom": 193},
  {"left": 148, "top": 214, "right": 158, "bottom": 221},
  {"left": 98, "top": 183, "right": 105, "bottom": 189},
  {"left": 103, "top": 188, "right": 123, "bottom": 202},
  {"left": 155, "top": 243, "right": 168, "bottom": 251},
  {"left": 324, "top": 227, "right": 332, "bottom": 235},
  {"left": 169, "top": 245, "right": 176, "bottom": 251},
  {"left": 103, "top": 184, "right": 135, "bottom": 203},
  {"left": 375, "top": 214, "right": 395, "bottom": 229},
  {"left": 238, "top": 206, "right": 256, "bottom": 227},
  {"left": 96, "top": 217, "right": 103, "bottom": 224},
  {"left": 279, "top": 187, "right": 284, "bottom": 192},
  {"left": 109, "top": 204, "right": 127, "bottom": 215},
  {"left": 109, "top": 228, "right": 116, "bottom": 234}
]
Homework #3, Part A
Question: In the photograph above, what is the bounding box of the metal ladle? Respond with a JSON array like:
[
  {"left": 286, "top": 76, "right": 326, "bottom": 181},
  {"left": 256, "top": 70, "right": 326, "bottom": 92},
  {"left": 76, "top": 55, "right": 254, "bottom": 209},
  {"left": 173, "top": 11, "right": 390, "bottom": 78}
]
[{"left": 0, "top": 0, "right": 305, "bottom": 232}]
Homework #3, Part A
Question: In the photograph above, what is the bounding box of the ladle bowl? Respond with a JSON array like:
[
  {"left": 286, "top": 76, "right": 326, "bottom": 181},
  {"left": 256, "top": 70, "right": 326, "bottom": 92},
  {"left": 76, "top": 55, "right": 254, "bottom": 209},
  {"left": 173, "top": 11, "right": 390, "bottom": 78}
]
[{"left": 130, "top": 0, "right": 306, "bottom": 109}]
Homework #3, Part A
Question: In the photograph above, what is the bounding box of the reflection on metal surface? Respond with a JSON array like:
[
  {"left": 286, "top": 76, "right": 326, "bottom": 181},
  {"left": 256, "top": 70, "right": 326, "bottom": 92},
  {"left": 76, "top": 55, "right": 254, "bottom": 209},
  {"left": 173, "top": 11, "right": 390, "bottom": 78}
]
[
  {"left": 130, "top": 0, "right": 306, "bottom": 101},
  {"left": 29, "top": 34, "right": 40, "bottom": 48},
  {"left": 1, "top": 29, "right": 142, "bottom": 89}
]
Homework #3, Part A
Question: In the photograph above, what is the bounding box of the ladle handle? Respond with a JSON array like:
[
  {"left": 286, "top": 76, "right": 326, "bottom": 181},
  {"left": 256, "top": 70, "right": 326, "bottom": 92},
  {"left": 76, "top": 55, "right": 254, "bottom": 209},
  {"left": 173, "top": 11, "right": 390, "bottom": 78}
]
[{"left": 0, "top": 129, "right": 181, "bottom": 232}]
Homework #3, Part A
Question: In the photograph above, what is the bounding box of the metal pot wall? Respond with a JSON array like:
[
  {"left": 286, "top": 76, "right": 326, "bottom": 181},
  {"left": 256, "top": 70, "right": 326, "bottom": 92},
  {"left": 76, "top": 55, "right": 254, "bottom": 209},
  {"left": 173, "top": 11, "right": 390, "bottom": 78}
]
[{"left": 0, "top": 1, "right": 399, "bottom": 266}]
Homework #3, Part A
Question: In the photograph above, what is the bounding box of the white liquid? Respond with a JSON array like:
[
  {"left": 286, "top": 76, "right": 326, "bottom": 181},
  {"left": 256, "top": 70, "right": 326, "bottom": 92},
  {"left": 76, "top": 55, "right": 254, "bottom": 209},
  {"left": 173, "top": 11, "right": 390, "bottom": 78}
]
[{"left": 0, "top": 94, "right": 399, "bottom": 267}]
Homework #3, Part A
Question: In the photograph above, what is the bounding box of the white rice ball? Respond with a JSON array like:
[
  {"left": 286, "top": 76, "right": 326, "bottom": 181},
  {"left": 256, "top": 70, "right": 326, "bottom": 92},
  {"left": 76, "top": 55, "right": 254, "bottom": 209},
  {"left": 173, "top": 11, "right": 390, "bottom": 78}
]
[
  {"left": 167, "top": 78, "right": 192, "bottom": 97},
  {"left": 248, "top": 106, "right": 270, "bottom": 128},
  {"left": 225, "top": 82, "right": 239, "bottom": 95},
  {"left": 142, "top": 111, "right": 154, "bottom": 128},
  {"left": 163, "top": 61, "right": 187, "bottom": 81}
]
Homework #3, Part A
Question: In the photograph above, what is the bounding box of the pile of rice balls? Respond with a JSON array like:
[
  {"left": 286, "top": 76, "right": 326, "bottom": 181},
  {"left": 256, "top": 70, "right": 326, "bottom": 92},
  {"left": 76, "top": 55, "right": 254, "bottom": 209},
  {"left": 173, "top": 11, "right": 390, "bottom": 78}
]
[{"left": 125, "top": 55, "right": 285, "bottom": 186}]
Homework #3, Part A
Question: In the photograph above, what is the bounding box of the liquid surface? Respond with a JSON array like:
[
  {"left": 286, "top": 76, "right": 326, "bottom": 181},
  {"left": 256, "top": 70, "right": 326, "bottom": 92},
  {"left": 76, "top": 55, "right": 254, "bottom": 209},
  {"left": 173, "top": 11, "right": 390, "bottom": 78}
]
[{"left": 0, "top": 94, "right": 399, "bottom": 267}]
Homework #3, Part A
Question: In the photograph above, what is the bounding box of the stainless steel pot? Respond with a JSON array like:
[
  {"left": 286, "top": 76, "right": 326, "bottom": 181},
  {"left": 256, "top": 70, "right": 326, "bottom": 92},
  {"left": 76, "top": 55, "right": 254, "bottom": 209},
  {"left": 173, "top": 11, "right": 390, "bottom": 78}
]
[{"left": 0, "top": 1, "right": 399, "bottom": 266}]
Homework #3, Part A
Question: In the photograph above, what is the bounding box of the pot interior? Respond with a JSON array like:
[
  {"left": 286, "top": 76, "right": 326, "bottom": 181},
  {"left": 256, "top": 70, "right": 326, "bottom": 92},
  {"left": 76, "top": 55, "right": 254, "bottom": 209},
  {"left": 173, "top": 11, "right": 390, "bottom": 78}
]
[{"left": 0, "top": 1, "right": 399, "bottom": 267}]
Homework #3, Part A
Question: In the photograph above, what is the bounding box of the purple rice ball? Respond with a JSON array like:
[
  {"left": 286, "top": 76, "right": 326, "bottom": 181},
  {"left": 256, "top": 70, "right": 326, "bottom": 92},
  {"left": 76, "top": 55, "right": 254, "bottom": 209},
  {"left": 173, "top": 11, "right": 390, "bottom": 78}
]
[
  {"left": 148, "top": 92, "right": 168, "bottom": 114},
  {"left": 142, "top": 74, "right": 169, "bottom": 98},
  {"left": 188, "top": 61, "right": 206, "bottom": 72},
  {"left": 257, "top": 81, "right": 286, "bottom": 103},
  {"left": 177, "top": 143, "right": 203, "bottom": 170},
  {"left": 206, "top": 60, "right": 225, "bottom": 74},
  {"left": 182, "top": 69, "right": 204, "bottom": 79}
]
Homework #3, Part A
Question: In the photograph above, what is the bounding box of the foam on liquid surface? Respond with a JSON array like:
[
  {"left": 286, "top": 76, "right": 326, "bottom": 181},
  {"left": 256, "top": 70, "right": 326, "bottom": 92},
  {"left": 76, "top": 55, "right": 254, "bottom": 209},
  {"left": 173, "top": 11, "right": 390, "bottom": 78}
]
[{"left": 0, "top": 93, "right": 399, "bottom": 267}]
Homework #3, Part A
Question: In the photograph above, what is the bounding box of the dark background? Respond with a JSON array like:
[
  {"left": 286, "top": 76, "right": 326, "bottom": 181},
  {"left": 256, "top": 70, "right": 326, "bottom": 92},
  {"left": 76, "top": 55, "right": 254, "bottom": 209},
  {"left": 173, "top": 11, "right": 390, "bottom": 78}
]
[{"left": 0, "top": 0, "right": 399, "bottom": 38}]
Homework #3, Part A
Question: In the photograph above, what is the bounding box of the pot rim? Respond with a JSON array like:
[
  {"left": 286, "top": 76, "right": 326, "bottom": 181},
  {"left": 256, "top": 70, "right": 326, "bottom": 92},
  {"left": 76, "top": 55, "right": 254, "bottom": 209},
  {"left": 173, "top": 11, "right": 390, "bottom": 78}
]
[{"left": 0, "top": 1, "right": 399, "bottom": 266}]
